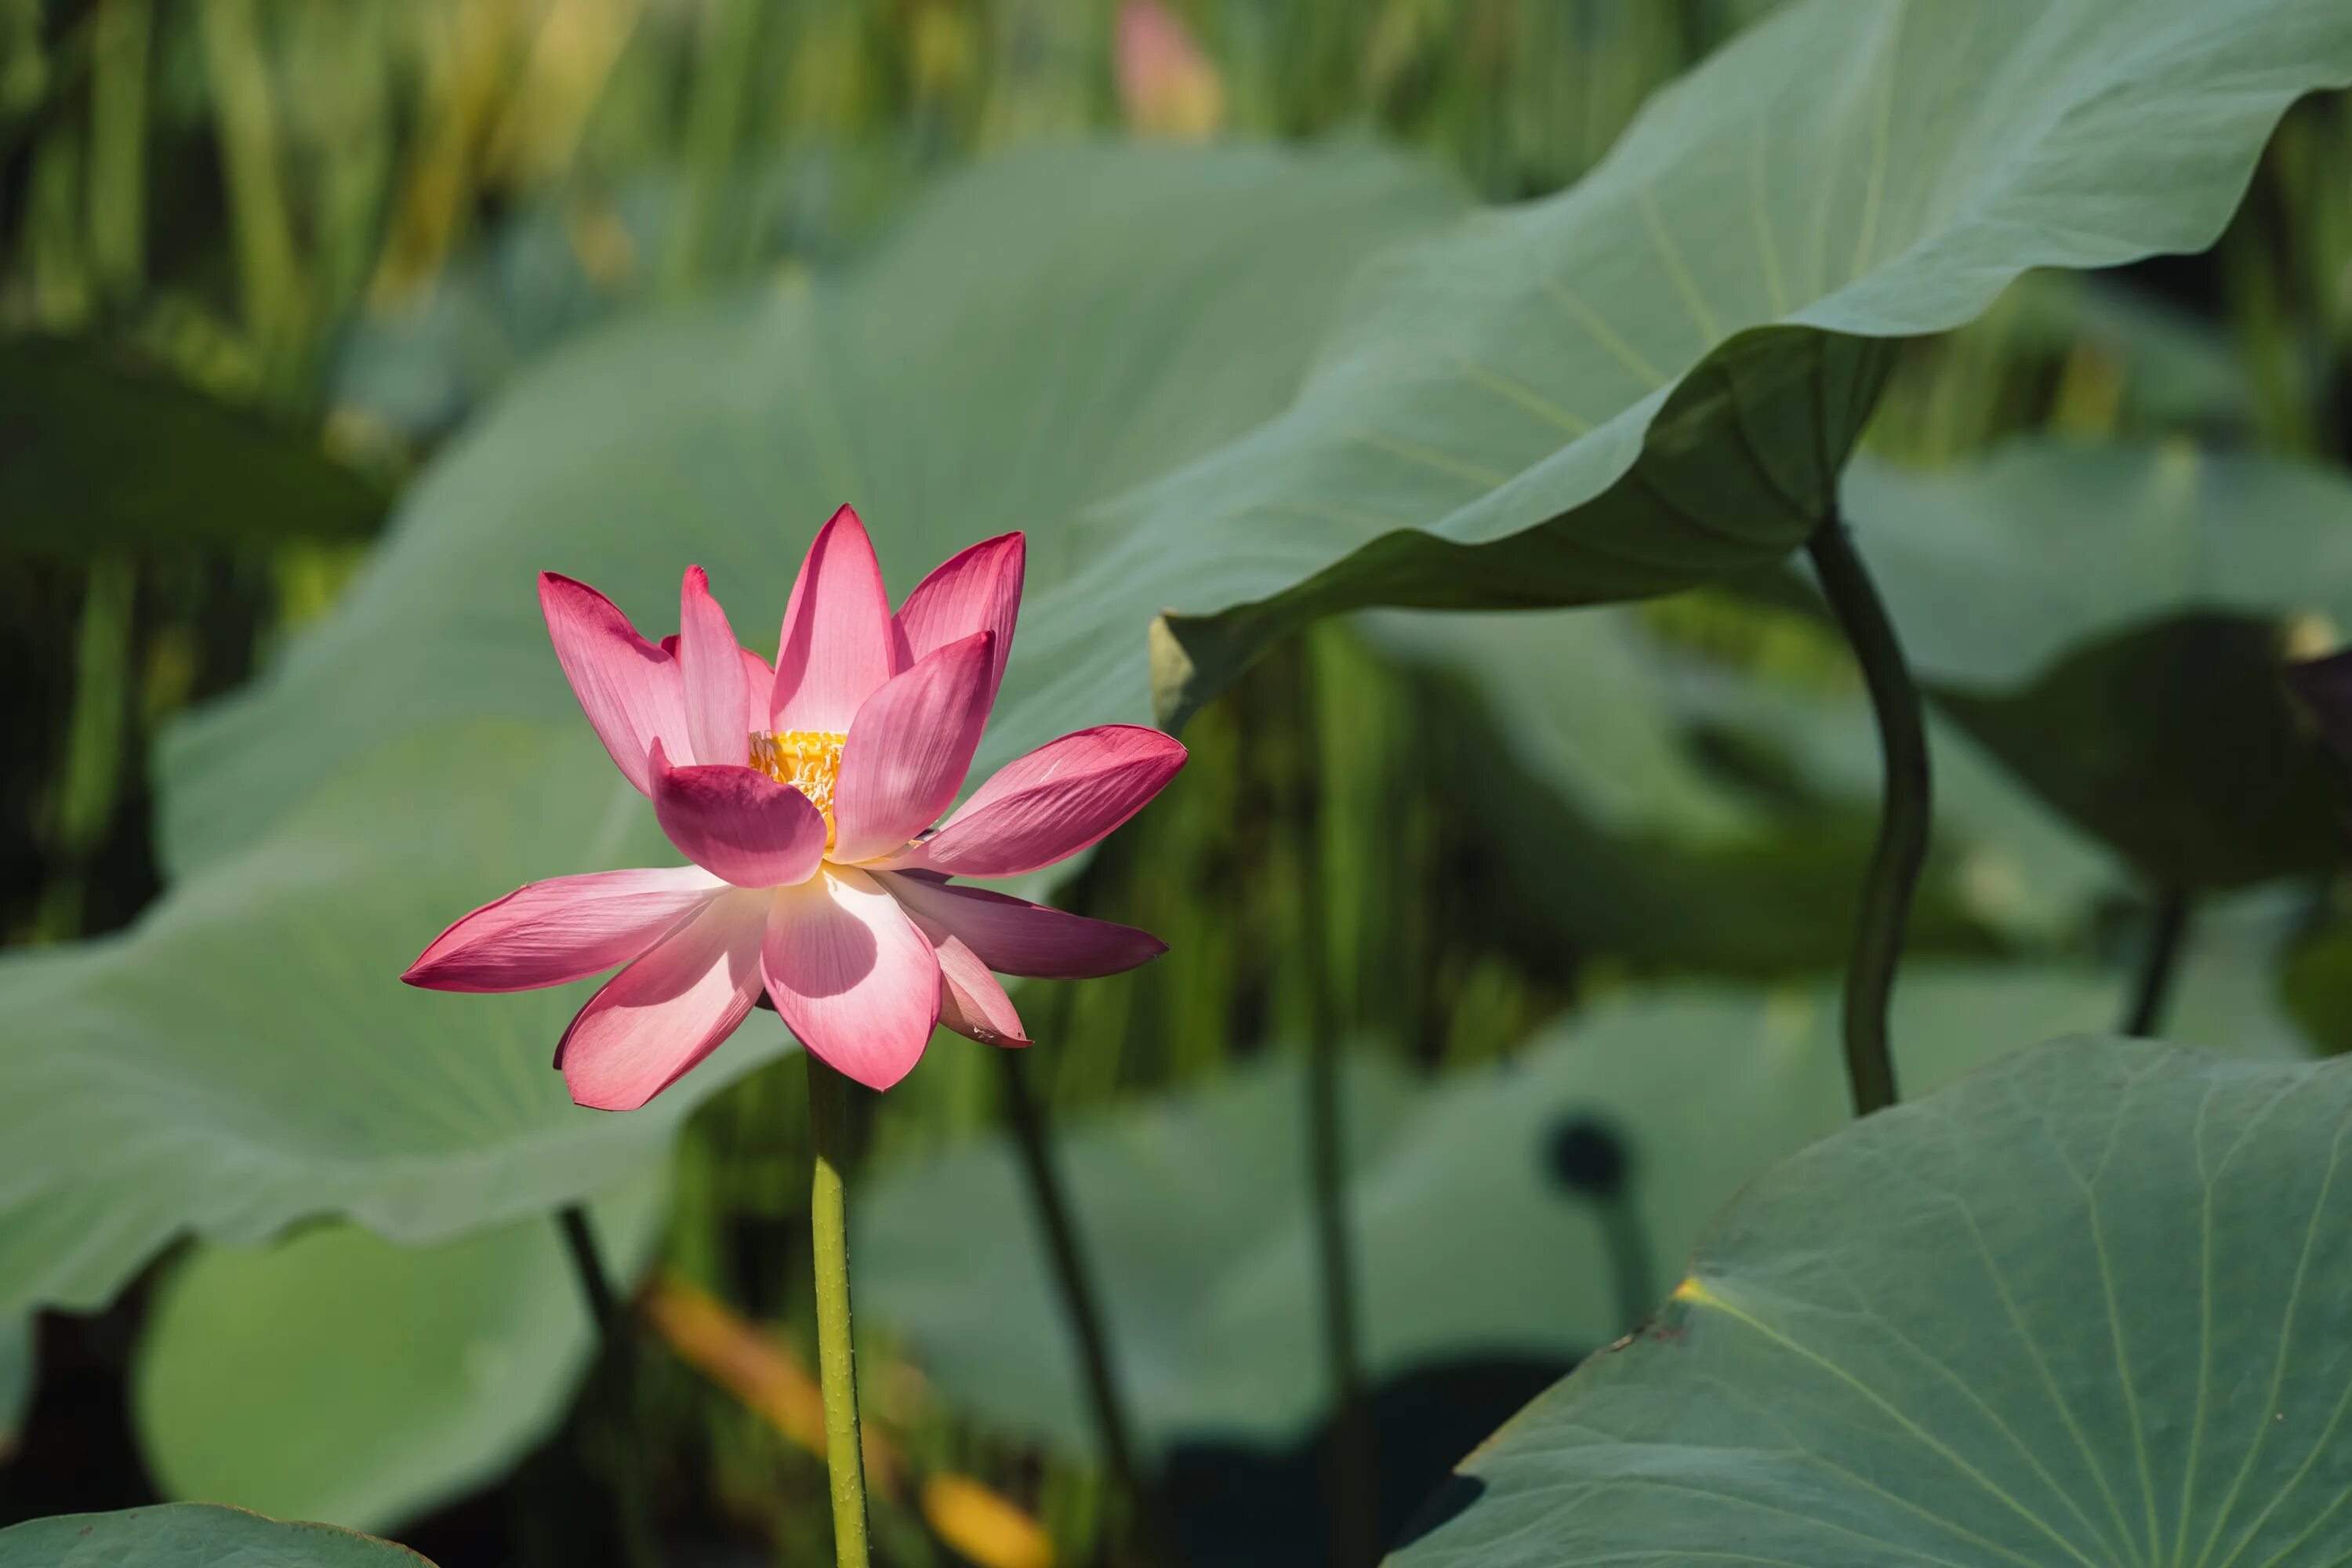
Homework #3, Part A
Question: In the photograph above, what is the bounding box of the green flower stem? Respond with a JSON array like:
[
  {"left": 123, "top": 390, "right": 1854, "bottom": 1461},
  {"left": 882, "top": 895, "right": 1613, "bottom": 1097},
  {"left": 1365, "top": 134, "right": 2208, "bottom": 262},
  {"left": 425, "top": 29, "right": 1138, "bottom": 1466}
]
[
  {"left": 555, "top": 1204, "right": 659, "bottom": 1568},
  {"left": 1805, "top": 510, "right": 1931, "bottom": 1118},
  {"left": 805, "top": 1053, "right": 873, "bottom": 1568},
  {"left": 1299, "top": 642, "right": 1378, "bottom": 1564},
  {"left": 2122, "top": 889, "right": 2193, "bottom": 1036},
  {"left": 998, "top": 1044, "right": 1160, "bottom": 1558}
]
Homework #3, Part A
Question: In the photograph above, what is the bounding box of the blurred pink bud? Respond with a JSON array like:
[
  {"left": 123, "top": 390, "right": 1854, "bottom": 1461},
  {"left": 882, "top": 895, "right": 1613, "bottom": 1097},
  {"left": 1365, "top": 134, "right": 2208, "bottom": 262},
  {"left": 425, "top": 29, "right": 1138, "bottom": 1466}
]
[{"left": 1118, "top": 1, "right": 1225, "bottom": 140}]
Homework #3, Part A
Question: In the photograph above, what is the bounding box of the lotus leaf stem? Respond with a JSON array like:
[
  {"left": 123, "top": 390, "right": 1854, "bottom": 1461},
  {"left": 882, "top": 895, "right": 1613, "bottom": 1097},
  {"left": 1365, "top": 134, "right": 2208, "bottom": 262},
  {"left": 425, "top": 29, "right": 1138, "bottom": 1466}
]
[
  {"left": 556, "top": 1203, "right": 659, "bottom": 1568},
  {"left": 1806, "top": 510, "right": 1930, "bottom": 1118}
]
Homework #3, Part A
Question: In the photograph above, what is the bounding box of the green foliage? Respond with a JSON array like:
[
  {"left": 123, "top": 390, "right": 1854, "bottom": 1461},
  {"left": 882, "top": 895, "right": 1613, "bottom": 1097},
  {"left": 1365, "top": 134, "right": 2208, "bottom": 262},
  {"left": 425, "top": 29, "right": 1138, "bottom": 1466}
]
[
  {"left": 0, "top": 1504, "right": 430, "bottom": 1566},
  {"left": 1940, "top": 617, "right": 2339, "bottom": 890},
  {"left": 0, "top": 339, "right": 387, "bottom": 561},
  {"left": 859, "top": 1048, "right": 1417, "bottom": 1453},
  {"left": 0, "top": 727, "right": 758, "bottom": 1314},
  {"left": 1140, "top": 0, "right": 2352, "bottom": 724},
  {"left": 1841, "top": 443, "right": 2352, "bottom": 887},
  {"left": 0, "top": 1316, "right": 27, "bottom": 1454},
  {"left": 2283, "top": 916, "right": 2352, "bottom": 1056},
  {"left": 855, "top": 953, "right": 2309, "bottom": 1457},
  {"left": 133, "top": 1174, "right": 664, "bottom": 1535},
  {"left": 0, "top": 147, "right": 1458, "bottom": 1319},
  {"left": 154, "top": 144, "right": 1463, "bottom": 877},
  {"left": 4, "top": 2, "right": 2352, "bottom": 1559},
  {"left": 1390, "top": 1036, "right": 2352, "bottom": 1568},
  {"left": 1370, "top": 604, "right": 2119, "bottom": 950}
]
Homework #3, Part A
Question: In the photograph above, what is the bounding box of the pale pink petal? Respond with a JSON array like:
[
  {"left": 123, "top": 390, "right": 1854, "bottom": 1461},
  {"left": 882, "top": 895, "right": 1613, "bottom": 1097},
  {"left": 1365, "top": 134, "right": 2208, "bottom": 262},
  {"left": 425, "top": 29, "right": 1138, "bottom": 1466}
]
[
  {"left": 770, "top": 506, "right": 909, "bottom": 733},
  {"left": 881, "top": 724, "right": 1185, "bottom": 878},
  {"left": 403, "top": 865, "right": 728, "bottom": 993},
  {"left": 557, "top": 889, "right": 769, "bottom": 1111},
  {"left": 764, "top": 866, "right": 942, "bottom": 1091},
  {"left": 539, "top": 572, "right": 691, "bottom": 794},
  {"left": 739, "top": 646, "right": 775, "bottom": 733},
  {"left": 879, "top": 873, "right": 1166, "bottom": 978},
  {"left": 932, "top": 931, "right": 1030, "bottom": 1047},
  {"left": 679, "top": 566, "right": 750, "bottom": 767},
  {"left": 895, "top": 532, "right": 1024, "bottom": 710},
  {"left": 830, "top": 632, "right": 996, "bottom": 864},
  {"left": 649, "top": 739, "right": 828, "bottom": 888}
]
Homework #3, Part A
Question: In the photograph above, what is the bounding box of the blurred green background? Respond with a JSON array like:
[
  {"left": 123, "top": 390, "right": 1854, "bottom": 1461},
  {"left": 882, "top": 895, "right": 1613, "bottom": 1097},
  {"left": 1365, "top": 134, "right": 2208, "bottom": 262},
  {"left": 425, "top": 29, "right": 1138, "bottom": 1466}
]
[{"left": 3, "top": 2, "right": 2350, "bottom": 1566}]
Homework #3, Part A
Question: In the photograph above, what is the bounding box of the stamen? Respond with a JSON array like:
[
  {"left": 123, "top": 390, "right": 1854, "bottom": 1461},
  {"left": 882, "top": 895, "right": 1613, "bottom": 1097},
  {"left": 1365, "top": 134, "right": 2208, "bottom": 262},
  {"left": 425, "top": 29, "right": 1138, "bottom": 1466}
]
[{"left": 748, "top": 729, "right": 848, "bottom": 850}]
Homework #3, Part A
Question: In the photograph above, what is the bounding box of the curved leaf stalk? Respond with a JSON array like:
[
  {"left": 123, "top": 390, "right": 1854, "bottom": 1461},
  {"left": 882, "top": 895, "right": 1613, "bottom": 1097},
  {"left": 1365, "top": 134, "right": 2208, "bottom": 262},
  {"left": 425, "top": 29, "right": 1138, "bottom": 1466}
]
[
  {"left": 555, "top": 1205, "right": 659, "bottom": 1568},
  {"left": 2122, "top": 889, "right": 2193, "bottom": 1036},
  {"left": 1806, "top": 511, "right": 1931, "bottom": 1117},
  {"left": 1300, "top": 641, "right": 1379, "bottom": 1564},
  {"left": 997, "top": 1042, "right": 1163, "bottom": 1561},
  {"left": 806, "top": 1054, "right": 874, "bottom": 1568}
]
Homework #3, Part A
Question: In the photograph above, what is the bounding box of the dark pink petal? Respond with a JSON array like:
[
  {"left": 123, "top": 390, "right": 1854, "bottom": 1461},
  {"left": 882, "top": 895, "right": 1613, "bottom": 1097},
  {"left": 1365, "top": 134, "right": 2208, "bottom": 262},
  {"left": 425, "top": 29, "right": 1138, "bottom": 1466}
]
[
  {"left": 932, "top": 931, "right": 1029, "bottom": 1047},
  {"left": 770, "top": 506, "right": 909, "bottom": 734},
  {"left": 763, "top": 866, "right": 941, "bottom": 1091},
  {"left": 679, "top": 566, "right": 750, "bottom": 766},
  {"left": 882, "top": 724, "right": 1185, "bottom": 878},
  {"left": 557, "top": 889, "right": 769, "bottom": 1112},
  {"left": 830, "top": 632, "right": 996, "bottom": 864},
  {"left": 403, "top": 866, "right": 727, "bottom": 993},
  {"left": 649, "top": 739, "right": 828, "bottom": 888},
  {"left": 539, "top": 572, "right": 691, "bottom": 794},
  {"left": 739, "top": 646, "right": 775, "bottom": 733},
  {"left": 895, "top": 532, "right": 1024, "bottom": 711},
  {"left": 879, "top": 873, "right": 1166, "bottom": 978}
]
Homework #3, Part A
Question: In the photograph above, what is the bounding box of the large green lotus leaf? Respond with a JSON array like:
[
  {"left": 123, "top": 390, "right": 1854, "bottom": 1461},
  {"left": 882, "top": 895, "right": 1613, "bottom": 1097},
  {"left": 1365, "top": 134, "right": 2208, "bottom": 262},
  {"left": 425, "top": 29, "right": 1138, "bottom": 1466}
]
[
  {"left": 1365, "top": 606, "right": 2122, "bottom": 942},
  {"left": 1359, "top": 608, "right": 1759, "bottom": 848},
  {"left": 0, "top": 147, "right": 1463, "bottom": 1317},
  {"left": 133, "top": 1170, "right": 664, "bottom": 1535},
  {"left": 1841, "top": 442, "right": 2352, "bottom": 887},
  {"left": 1409, "top": 444, "right": 2352, "bottom": 918},
  {"left": 1378, "top": 619, "right": 1998, "bottom": 973},
  {"left": 1391, "top": 1036, "right": 2352, "bottom": 1568},
  {"left": 1347, "top": 599, "right": 2031, "bottom": 978},
  {"left": 0, "top": 1504, "right": 431, "bottom": 1566},
  {"left": 855, "top": 949, "right": 2305, "bottom": 1456},
  {"left": 0, "top": 722, "right": 768, "bottom": 1316},
  {"left": 1126, "top": 0, "right": 2352, "bottom": 724},
  {"left": 1846, "top": 444, "right": 2352, "bottom": 691},
  {"left": 858, "top": 1051, "right": 1424, "bottom": 1456},
  {"left": 158, "top": 145, "right": 1465, "bottom": 877},
  {"left": 0, "top": 337, "right": 387, "bottom": 560},
  {"left": 1651, "top": 635, "right": 2128, "bottom": 941}
]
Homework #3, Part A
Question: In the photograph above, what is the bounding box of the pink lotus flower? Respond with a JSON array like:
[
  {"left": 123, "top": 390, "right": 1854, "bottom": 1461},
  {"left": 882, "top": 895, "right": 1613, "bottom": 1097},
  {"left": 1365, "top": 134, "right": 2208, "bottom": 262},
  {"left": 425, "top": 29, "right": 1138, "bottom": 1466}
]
[{"left": 404, "top": 507, "right": 1185, "bottom": 1105}]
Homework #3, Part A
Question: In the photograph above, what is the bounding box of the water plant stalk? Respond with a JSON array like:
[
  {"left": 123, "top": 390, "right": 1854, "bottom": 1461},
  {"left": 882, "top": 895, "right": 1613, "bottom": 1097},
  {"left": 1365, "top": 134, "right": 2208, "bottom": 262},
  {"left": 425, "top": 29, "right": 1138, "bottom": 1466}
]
[
  {"left": 805, "top": 1053, "right": 873, "bottom": 1568},
  {"left": 2122, "top": 889, "right": 2193, "bottom": 1036},
  {"left": 1298, "top": 644, "right": 1378, "bottom": 1563},
  {"left": 998, "top": 1043, "right": 1157, "bottom": 1556},
  {"left": 1806, "top": 510, "right": 1931, "bottom": 1118},
  {"left": 555, "top": 1203, "right": 659, "bottom": 1568}
]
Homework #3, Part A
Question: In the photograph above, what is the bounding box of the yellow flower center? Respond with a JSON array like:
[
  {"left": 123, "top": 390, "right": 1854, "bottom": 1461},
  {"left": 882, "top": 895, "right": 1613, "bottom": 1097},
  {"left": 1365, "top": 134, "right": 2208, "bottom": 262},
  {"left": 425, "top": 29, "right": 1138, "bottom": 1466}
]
[{"left": 748, "top": 729, "right": 848, "bottom": 851}]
